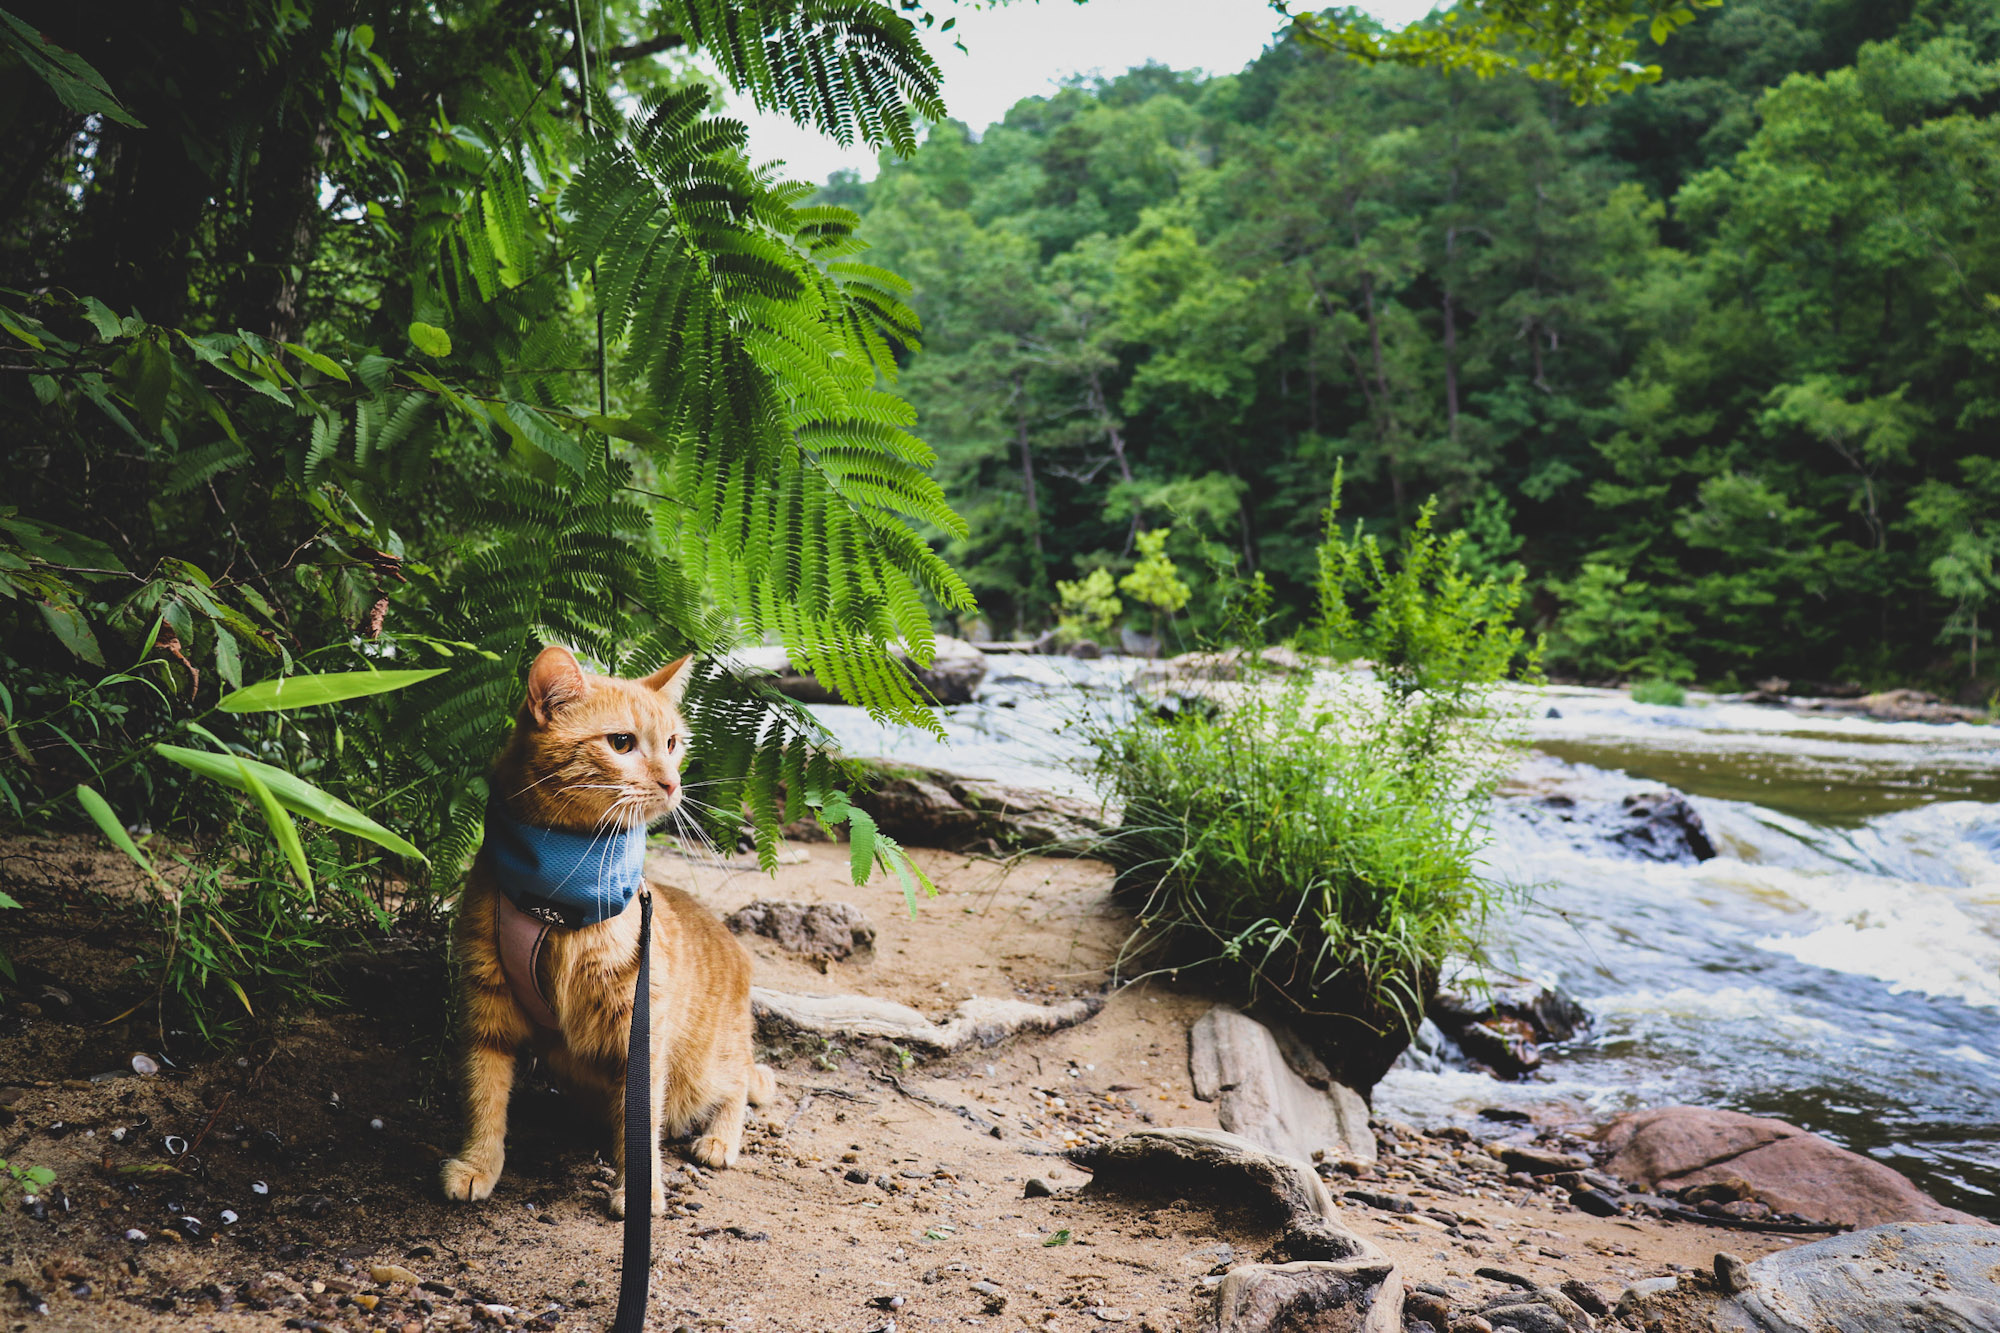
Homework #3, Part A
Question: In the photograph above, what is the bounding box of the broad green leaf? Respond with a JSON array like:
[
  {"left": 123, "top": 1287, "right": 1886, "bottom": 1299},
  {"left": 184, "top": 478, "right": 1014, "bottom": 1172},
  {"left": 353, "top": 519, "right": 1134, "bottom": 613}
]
[
  {"left": 37, "top": 599, "right": 103, "bottom": 666},
  {"left": 280, "top": 342, "right": 350, "bottom": 382},
  {"left": 236, "top": 760, "right": 311, "bottom": 891},
  {"left": 587, "top": 414, "right": 671, "bottom": 448},
  {"left": 126, "top": 337, "right": 172, "bottom": 432},
  {"left": 154, "top": 743, "right": 426, "bottom": 863},
  {"left": 501, "top": 402, "right": 587, "bottom": 478},
  {"left": 407, "top": 321, "right": 452, "bottom": 358},
  {"left": 0, "top": 514, "right": 126, "bottom": 570},
  {"left": 79, "top": 296, "right": 122, "bottom": 342},
  {"left": 218, "top": 668, "right": 445, "bottom": 713},
  {"left": 0, "top": 9, "right": 144, "bottom": 126},
  {"left": 0, "top": 308, "right": 44, "bottom": 350},
  {"left": 75, "top": 785, "right": 166, "bottom": 889},
  {"left": 213, "top": 627, "right": 243, "bottom": 690},
  {"left": 404, "top": 368, "right": 466, "bottom": 415}
]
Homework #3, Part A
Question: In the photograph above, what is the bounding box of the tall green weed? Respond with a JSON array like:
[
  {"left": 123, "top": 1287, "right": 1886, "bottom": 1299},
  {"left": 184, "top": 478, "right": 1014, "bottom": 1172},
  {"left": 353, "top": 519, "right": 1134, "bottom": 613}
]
[{"left": 1090, "top": 480, "right": 1540, "bottom": 1087}]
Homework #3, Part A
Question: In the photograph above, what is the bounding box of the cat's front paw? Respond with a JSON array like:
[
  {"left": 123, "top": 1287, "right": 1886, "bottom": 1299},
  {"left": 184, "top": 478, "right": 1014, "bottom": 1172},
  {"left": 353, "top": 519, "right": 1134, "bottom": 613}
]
[
  {"left": 440, "top": 1157, "right": 500, "bottom": 1202},
  {"left": 691, "top": 1135, "right": 739, "bottom": 1170},
  {"left": 607, "top": 1182, "right": 666, "bottom": 1219}
]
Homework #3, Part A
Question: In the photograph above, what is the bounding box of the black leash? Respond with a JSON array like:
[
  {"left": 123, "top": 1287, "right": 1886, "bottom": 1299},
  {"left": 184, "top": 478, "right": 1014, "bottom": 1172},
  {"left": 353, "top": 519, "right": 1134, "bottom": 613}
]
[{"left": 610, "top": 889, "right": 653, "bottom": 1333}]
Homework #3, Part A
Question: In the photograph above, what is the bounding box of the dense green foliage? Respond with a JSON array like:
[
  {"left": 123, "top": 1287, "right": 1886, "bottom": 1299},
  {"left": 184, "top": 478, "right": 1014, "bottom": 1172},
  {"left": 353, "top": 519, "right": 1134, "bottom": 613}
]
[
  {"left": 0, "top": 0, "right": 963, "bottom": 1026},
  {"left": 1090, "top": 498, "right": 1537, "bottom": 1088},
  {"left": 840, "top": 0, "right": 2000, "bottom": 692}
]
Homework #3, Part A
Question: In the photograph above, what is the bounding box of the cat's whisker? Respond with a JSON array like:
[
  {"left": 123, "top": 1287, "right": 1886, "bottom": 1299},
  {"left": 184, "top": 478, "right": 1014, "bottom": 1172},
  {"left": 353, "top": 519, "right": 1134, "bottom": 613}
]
[
  {"left": 669, "top": 808, "right": 732, "bottom": 871},
  {"left": 507, "top": 769, "right": 571, "bottom": 800}
]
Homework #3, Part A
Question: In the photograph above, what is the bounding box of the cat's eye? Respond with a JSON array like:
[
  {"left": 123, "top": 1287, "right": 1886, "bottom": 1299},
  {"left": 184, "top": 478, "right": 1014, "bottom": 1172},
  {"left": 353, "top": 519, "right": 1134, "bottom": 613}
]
[
  {"left": 664, "top": 735, "right": 679, "bottom": 753},
  {"left": 607, "top": 732, "right": 637, "bottom": 754}
]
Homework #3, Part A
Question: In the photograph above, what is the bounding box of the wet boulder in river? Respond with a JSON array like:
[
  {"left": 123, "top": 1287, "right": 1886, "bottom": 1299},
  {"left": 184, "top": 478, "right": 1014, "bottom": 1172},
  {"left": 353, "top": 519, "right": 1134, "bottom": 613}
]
[
  {"left": 1429, "top": 966, "right": 1591, "bottom": 1079},
  {"left": 1613, "top": 790, "right": 1717, "bottom": 862},
  {"left": 1599, "top": 1106, "right": 1987, "bottom": 1230}
]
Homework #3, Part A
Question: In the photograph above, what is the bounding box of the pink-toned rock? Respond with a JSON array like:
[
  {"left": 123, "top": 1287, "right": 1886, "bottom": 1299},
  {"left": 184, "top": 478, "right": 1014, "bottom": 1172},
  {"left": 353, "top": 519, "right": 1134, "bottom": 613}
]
[{"left": 1599, "top": 1106, "right": 1986, "bottom": 1230}]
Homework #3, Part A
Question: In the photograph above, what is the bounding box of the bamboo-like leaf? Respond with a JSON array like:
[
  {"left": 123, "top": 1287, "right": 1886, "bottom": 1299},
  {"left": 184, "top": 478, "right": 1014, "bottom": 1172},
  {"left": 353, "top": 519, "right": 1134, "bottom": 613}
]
[
  {"left": 280, "top": 342, "right": 350, "bottom": 382},
  {"left": 223, "top": 976, "right": 255, "bottom": 1017},
  {"left": 154, "top": 743, "right": 425, "bottom": 863},
  {"left": 218, "top": 668, "right": 446, "bottom": 713},
  {"left": 235, "top": 759, "right": 311, "bottom": 892},
  {"left": 74, "top": 784, "right": 167, "bottom": 890}
]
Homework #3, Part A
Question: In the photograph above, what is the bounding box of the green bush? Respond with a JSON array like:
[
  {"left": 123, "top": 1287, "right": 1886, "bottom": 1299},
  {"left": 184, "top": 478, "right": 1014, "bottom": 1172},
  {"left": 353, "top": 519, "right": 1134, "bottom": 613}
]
[
  {"left": 1630, "top": 677, "right": 1687, "bottom": 706},
  {"left": 1089, "top": 482, "right": 1538, "bottom": 1089}
]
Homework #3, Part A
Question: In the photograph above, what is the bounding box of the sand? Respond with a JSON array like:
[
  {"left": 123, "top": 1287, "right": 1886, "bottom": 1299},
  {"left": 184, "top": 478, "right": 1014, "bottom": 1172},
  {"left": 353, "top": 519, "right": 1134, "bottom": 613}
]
[{"left": 0, "top": 838, "right": 1795, "bottom": 1332}]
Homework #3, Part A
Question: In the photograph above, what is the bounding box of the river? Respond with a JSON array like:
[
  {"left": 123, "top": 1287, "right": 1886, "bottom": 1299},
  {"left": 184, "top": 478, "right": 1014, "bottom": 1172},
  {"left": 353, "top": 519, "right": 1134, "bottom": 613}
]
[{"left": 791, "top": 655, "right": 2000, "bottom": 1219}]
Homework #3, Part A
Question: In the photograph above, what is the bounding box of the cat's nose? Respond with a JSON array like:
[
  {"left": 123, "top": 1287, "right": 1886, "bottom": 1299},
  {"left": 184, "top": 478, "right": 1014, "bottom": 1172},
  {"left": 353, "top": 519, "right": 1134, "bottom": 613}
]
[{"left": 658, "top": 778, "right": 679, "bottom": 798}]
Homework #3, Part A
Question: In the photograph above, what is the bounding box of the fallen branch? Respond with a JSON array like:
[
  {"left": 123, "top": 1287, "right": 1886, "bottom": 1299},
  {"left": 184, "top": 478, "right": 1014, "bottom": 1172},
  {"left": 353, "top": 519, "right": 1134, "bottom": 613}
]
[
  {"left": 778, "top": 1084, "right": 875, "bottom": 1137},
  {"left": 751, "top": 987, "right": 1102, "bottom": 1055},
  {"left": 873, "top": 1072, "right": 1000, "bottom": 1136}
]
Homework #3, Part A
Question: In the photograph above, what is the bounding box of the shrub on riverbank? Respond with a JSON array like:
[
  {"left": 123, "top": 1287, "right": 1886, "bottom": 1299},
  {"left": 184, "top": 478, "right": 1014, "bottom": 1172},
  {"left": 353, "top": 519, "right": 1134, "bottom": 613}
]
[{"left": 1090, "top": 485, "right": 1540, "bottom": 1089}]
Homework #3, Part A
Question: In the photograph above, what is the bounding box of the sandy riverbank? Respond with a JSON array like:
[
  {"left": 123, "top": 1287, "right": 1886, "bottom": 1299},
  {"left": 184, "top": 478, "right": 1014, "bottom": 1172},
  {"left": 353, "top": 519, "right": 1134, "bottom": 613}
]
[{"left": 0, "top": 841, "right": 1822, "bottom": 1331}]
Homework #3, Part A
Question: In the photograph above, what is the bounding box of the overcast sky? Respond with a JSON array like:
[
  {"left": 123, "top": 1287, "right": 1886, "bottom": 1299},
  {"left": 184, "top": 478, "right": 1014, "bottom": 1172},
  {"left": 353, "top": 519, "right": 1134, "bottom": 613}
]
[{"left": 724, "top": 0, "right": 1442, "bottom": 185}]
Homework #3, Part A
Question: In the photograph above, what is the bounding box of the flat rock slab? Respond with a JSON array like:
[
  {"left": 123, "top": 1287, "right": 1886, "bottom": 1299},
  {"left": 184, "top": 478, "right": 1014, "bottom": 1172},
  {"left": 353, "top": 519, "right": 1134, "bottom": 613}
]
[
  {"left": 1189, "top": 1006, "right": 1376, "bottom": 1167},
  {"left": 725, "top": 900, "right": 875, "bottom": 959},
  {"left": 1211, "top": 1259, "right": 1403, "bottom": 1333},
  {"left": 1599, "top": 1106, "right": 1984, "bottom": 1229},
  {"left": 751, "top": 988, "right": 1101, "bottom": 1055},
  {"left": 1715, "top": 1222, "right": 2000, "bottom": 1333}
]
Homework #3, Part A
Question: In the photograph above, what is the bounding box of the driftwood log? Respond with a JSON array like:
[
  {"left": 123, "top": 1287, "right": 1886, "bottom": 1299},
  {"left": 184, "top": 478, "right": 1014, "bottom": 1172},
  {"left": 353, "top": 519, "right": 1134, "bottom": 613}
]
[
  {"left": 1070, "top": 1127, "right": 1405, "bottom": 1333},
  {"left": 751, "top": 987, "right": 1102, "bottom": 1055}
]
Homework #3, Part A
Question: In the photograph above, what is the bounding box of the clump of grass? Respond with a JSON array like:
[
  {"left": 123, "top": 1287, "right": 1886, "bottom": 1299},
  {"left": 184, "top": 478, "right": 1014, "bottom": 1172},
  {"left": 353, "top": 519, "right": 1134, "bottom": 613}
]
[
  {"left": 1088, "top": 477, "right": 1539, "bottom": 1089},
  {"left": 1630, "top": 678, "right": 1687, "bottom": 706}
]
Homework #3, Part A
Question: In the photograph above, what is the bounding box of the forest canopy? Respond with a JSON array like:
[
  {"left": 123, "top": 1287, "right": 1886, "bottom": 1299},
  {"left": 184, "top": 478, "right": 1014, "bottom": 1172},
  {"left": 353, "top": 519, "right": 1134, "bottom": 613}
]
[{"left": 835, "top": 0, "right": 2000, "bottom": 691}]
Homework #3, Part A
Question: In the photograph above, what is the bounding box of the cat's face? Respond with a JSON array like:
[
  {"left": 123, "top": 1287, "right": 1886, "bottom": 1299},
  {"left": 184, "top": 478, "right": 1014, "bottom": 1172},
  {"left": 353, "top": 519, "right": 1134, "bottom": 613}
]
[{"left": 496, "top": 645, "right": 695, "bottom": 833}]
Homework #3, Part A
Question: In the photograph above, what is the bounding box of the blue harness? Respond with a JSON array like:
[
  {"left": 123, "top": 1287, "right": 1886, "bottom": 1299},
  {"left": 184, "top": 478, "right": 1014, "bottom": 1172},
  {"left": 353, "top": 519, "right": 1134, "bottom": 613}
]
[{"left": 485, "top": 799, "right": 647, "bottom": 928}]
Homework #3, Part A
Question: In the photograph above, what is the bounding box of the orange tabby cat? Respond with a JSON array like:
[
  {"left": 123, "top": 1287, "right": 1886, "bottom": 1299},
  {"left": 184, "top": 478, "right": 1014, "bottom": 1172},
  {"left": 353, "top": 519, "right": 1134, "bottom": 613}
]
[{"left": 441, "top": 645, "right": 774, "bottom": 1217}]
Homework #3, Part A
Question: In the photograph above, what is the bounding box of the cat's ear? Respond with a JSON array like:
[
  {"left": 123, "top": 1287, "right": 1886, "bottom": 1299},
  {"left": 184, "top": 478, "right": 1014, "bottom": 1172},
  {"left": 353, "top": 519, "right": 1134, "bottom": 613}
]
[
  {"left": 642, "top": 654, "right": 694, "bottom": 706},
  {"left": 525, "top": 644, "right": 587, "bottom": 724}
]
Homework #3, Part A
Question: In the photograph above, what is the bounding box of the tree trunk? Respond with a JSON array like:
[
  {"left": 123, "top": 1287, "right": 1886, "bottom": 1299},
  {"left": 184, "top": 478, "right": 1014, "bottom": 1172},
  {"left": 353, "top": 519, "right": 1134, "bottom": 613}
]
[
  {"left": 229, "top": 120, "right": 335, "bottom": 343},
  {"left": 1085, "top": 364, "right": 1142, "bottom": 556},
  {"left": 1014, "top": 372, "right": 1043, "bottom": 557},
  {"left": 1359, "top": 268, "right": 1404, "bottom": 516},
  {"left": 1442, "top": 207, "right": 1462, "bottom": 445}
]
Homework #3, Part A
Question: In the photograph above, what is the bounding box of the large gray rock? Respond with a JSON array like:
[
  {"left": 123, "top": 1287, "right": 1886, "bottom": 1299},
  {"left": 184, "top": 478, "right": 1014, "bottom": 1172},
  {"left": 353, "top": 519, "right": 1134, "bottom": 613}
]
[
  {"left": 1189, "top": 1006, "right": 1376, "bottom": 1167},
  {"left": 724, "top": 900, "right": 874, "bottom": 959},
  {"left": 1715, "top": 1223, "right": 2000, "bottom": 1332},
  {"left": 852, "top": 762, "right": 1106, "bottom": 852},
  {"left": 1599, "top": 1106, "right": 1985, "bottom": 1229},
  {"left": 1210, "top": 1259, "right": 1402, "bottom": 1333}
]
